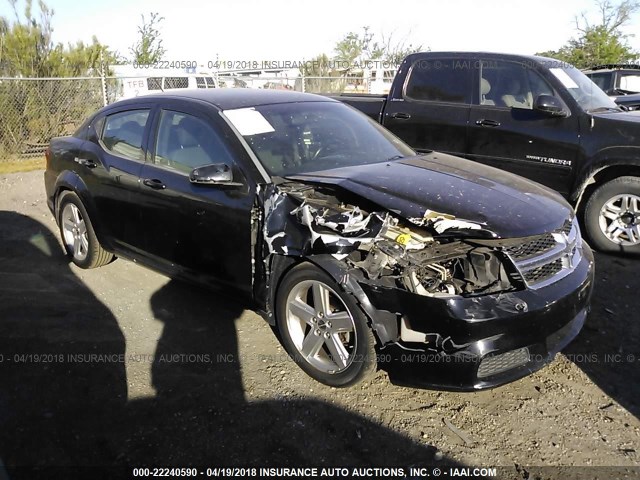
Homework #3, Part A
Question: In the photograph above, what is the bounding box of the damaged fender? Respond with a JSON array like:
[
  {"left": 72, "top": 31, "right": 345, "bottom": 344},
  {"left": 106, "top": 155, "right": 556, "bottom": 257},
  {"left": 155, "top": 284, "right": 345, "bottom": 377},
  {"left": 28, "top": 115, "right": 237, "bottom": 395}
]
[{"left": 252, "top": 181, "right": 517, "bottom": 350}]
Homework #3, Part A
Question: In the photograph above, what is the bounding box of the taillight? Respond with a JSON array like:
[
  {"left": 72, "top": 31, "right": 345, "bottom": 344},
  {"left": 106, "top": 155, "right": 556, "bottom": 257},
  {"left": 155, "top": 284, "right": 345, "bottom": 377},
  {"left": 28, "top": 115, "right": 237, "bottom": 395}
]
[{"left": 45, "top": 146, "right": 51, "bottom": 169}]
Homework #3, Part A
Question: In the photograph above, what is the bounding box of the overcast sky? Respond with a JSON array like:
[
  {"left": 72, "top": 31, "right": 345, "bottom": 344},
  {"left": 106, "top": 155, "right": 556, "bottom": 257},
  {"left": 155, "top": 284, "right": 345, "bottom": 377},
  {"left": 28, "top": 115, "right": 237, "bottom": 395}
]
[{"left": 2, "top": 0, "right": 640, "bottom": 65}]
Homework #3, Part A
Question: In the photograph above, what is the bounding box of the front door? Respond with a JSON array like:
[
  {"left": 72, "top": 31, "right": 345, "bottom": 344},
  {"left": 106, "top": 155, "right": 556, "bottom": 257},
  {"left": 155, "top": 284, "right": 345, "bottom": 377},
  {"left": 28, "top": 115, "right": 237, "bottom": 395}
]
[
  {"left": 137, "top": 104, "right": 255, "bottom": 294},
  {"left": 467, "top": 59, "right": 580, "bottom": 195}
]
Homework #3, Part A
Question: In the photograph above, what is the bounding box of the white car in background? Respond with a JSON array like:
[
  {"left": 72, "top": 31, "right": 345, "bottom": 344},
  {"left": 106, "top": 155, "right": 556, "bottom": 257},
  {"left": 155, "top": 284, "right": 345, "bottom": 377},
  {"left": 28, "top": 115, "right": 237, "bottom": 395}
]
[{"left": 118, "top": 74, "right": 219, "bottom": 100}]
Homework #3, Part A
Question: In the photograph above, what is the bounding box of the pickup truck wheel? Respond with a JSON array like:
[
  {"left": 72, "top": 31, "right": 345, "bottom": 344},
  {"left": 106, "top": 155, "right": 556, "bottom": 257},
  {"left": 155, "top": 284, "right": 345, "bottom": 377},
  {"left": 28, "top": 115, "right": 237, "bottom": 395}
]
[
  {"left": 276, "top": 263, "right": 376, "bottom": 387},
  {"left": 584, "top": 176, "right": 640, "bottom": 253},
  {"left": 57, "top": 191, "right": 114, "bottom": 268}
]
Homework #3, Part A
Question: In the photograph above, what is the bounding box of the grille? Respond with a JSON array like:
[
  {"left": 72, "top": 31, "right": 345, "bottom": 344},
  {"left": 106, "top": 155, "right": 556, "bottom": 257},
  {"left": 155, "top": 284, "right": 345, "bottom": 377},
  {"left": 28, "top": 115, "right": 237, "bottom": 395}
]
[
  {"left": 477, "top": 347, "right": 530, "bottom": 379},
  {"left": 503, "top": 233, "right": 556, "bottom": 260},
  {"left": 522, "top": 258, "right": 563, "bottom": 284},
  {"left": 501, "top": 217, "right": 582, "bottom": 289}
]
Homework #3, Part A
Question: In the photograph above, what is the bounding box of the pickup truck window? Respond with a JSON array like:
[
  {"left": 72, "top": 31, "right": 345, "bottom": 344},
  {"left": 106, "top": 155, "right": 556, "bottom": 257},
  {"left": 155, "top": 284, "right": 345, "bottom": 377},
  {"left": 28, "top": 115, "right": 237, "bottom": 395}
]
[
  {"left": 620, "top": 73, "right": 640, "bottom": 93},
  {"left": 224, "top": 102, "right": 414, "bottom": 176},
  {"left": 587, "top": 72, "right": 612, "bottom": 92},
  {"left": 480, "top": 60, "right": 553, "bottom": 109},
  {"left": 405, "top": 59, "right": 471, "bottom": 104}
]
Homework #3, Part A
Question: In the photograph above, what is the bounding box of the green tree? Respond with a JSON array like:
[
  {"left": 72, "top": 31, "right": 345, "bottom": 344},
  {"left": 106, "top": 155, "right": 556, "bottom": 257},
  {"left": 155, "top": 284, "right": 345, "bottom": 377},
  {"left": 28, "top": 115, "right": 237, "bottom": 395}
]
[
  {"left": 377, "top": 30, "right": 426, "bottom": 66},
  {"left": 537, "top": 0, "right": 640, "bottom": 68},
  {"left": 129, "top": 12, "right": 166, "bottom": 65},
  {"left": 0, "top": 0, "right": 119, "bottom": 76},
  {"left": 0, "top": 0, "right": 121, "bottom": 160},
  {"left": 298, "top": 53, "right": 345, "bottom": 93},
  {"left": 333, "top": 26, "right": 423, "bottom": 73}
]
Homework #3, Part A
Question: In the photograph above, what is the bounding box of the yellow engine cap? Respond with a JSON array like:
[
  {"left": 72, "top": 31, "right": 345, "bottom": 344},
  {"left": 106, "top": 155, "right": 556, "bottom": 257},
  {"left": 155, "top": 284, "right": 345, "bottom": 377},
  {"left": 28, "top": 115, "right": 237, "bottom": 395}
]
[{"left": 395, "top": 233, "right": 412, "bottom": 245}]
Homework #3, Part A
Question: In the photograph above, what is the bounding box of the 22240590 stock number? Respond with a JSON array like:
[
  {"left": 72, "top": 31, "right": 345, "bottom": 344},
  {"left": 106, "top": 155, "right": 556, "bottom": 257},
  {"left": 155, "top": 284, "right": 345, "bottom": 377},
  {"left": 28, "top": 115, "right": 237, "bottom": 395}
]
[
  {"left": 132, "top": 468, "right": 262, "bottom": 477},
  {"left": 132, "top": 61, "right": 197, "bottom": 69}
]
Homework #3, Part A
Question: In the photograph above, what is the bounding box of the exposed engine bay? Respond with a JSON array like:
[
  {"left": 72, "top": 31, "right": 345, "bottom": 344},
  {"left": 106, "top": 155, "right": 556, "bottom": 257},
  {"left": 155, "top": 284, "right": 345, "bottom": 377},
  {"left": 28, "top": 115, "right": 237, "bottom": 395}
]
[{"left": 256, "top": 181, "right": 516, "bottom": 304}]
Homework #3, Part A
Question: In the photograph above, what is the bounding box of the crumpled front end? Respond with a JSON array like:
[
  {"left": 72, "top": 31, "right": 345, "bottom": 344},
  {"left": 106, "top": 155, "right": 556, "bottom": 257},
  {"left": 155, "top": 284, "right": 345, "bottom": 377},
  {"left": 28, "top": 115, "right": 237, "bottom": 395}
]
[{"left": 252, "top": 180, "right": 594, "bottom": 390}]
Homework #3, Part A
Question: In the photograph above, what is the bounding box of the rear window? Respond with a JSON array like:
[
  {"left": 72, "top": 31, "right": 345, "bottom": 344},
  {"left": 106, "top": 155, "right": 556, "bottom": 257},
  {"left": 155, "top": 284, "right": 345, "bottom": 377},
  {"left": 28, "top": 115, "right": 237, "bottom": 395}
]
[
  {"left": 587, "top": 72, "right": 612, "bottom": 92},
  {"left": 619, "top": 72, "right": 640, "bottom": 93},
  {"left": 405, "top": 59, "right": 472, "bottom": 104},
  {"left": 101, "top": 110, "right": 150, "bottom": 161}
]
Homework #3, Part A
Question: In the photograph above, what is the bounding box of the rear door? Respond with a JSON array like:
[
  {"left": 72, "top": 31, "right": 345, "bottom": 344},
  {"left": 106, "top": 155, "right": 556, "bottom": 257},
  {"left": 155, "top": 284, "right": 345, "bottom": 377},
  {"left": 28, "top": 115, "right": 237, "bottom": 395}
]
[
  {"left": 137, "top": 100, "right": 256, "bottom": 294},
  {"left": 80, "top": 106, "right": 152, "bottom": 251},
  {"left": 382, "top": 57, "right": 472, "bottom": 155},
  {"left": 466, "top": 59, "right": 580, "bottom": 195}
]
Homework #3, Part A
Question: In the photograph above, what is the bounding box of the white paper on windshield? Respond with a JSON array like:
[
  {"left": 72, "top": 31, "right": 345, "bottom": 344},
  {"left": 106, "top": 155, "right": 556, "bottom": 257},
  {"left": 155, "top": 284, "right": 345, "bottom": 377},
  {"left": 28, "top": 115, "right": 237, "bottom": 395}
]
[
  {"left": 223, "top": 108, "right": 275, "bottom": 135},
  {"left": 549, "top": 68, "right": 579, "bottom": 89}
]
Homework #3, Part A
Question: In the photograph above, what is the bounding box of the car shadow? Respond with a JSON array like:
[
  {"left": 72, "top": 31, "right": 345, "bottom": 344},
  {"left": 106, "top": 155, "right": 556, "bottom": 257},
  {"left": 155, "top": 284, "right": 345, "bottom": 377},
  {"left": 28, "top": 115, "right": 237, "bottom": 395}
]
[
  {"left": 0, "top": 211, "right": 467, "bottom": 474},
  {"left": 121, "top": 279, "right": 457, "bottom": 466},
  {"left": 0, "top": 211, "right": 127, "bottom": 468},
  {"left": 564, "top": 251, "right": 640, "bottom": 419}
]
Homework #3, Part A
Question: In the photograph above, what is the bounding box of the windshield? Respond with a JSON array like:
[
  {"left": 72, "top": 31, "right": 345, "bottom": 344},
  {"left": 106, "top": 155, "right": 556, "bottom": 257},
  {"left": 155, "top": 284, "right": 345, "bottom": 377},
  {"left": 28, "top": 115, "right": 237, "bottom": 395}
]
[
  {"left": 222, "top": 102, "right": 415, "bottom": 176},
  {"left": 549, "top": 66, "right": 620, "bottom": 112}
]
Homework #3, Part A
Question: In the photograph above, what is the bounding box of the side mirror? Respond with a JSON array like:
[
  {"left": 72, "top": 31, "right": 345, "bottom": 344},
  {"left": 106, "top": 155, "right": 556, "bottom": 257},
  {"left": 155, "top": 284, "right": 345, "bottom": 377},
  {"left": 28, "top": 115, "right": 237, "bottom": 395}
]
[
  {"left": 534, "top": 95, "right": 568, "bottom": 117},
  {"left": 189, "top": 163, "right": 239, "bottom": 185}
]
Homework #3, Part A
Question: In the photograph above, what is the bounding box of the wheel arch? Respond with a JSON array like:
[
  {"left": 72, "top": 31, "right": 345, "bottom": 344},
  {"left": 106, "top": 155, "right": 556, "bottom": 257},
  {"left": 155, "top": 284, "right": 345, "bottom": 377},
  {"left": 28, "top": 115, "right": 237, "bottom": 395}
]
[
  {"left": 572, "top": 161, "right": 640, "bottom": 213},
  {"left": 266, "top": 254, "right": 398, "bottom": 346},
  {"left": 53, "top": 170, "right": 113, "bottom": 252}
]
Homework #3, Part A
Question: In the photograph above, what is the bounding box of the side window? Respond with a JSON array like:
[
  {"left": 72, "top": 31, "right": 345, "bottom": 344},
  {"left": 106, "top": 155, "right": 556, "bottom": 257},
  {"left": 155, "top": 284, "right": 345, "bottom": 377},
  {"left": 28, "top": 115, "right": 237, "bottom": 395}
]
[
  {"left": 101, "top": 110, "right": 150, "bottom": 160},
  {"left": 480, "top": 60, "right": 553, "bottom": 109},
  {"left": 86, "top": 116, "right": 105, "bottom": 143},
  {"left": 619, "top": 73, "right": 640, "bottom": 93},
  {"left": 154, "top": 110, "right": 234, "bottom": 174},
  {"left": 587, "top": 72, "right": 612, "bottom": 92},
  {"left": 405, "top": 59, "right": 471, "bottom": 104}
]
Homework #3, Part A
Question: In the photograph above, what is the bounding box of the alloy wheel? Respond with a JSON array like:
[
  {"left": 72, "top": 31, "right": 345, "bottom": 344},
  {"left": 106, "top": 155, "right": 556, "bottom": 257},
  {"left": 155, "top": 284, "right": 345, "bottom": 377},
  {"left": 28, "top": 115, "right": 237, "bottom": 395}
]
[
  {"left": 598, "top": 193, "right": 640, "bottom": 246},
  {"left": 285, "top": 280, "right": 357, "bottom": 374}
]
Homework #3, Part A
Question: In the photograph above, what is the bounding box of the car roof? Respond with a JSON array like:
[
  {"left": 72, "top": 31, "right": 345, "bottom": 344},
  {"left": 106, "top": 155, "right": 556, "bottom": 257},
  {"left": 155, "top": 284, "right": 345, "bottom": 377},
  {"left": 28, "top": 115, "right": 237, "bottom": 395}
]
[
  {"left": 113, "top": 89, "right": 336, "bottom": 111},
  {"left": 403, "top": 51, "right": 569, "bottom": 65}
]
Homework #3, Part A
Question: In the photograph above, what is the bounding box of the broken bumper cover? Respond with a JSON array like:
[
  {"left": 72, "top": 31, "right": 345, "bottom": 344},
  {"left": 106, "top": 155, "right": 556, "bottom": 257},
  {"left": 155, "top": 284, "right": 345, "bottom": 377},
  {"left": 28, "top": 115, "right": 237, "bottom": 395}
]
[{"left": 362, "top": 242, "right": 595, "bottom": 391}]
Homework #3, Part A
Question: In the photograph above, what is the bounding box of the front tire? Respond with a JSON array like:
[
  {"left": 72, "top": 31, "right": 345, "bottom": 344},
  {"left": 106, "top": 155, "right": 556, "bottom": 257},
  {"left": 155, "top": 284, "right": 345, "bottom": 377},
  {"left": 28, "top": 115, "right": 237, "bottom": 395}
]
[
  {"left": 57, "top": 191, "right": 114, "bottom": 268},
  {"left": 583, "top": 176, "right": 640, "bottom": 253},
  {"left": 276, "top": 263, "right": 376, "bottom": 387}
]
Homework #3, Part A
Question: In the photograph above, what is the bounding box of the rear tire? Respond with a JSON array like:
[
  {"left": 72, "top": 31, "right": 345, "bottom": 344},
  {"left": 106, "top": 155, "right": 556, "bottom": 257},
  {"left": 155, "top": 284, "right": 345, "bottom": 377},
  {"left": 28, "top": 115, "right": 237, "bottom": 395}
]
[
  {"left": 57, "top": 191, "right": 114, "bottom": 268},
  {"left": 583, "top": 176, "right": 640, "bottom": 253},
  {"left": 276, "top": 263, "right": 376, "bottom": 387}
]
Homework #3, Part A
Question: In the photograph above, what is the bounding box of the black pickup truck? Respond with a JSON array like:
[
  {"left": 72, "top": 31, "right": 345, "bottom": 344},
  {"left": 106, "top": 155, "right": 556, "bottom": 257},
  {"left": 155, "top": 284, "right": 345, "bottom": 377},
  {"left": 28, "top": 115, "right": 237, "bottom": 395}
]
[{"left": 337, "top": 52, "right": 640, "bottom": 253}]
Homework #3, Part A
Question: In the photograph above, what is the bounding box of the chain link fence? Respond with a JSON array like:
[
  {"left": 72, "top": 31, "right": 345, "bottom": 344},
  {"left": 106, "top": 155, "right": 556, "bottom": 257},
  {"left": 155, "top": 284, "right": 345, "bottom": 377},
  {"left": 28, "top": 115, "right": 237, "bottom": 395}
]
[{"left": 0, "top": 74, "right": 381, "bottom": 162}]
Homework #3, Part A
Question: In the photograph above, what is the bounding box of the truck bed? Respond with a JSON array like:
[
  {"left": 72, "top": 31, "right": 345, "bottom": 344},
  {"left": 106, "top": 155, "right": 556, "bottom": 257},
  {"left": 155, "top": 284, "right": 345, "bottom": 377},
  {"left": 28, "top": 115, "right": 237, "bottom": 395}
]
[{"left": 329, "top": 94, "right": 387, "bottom": 121}]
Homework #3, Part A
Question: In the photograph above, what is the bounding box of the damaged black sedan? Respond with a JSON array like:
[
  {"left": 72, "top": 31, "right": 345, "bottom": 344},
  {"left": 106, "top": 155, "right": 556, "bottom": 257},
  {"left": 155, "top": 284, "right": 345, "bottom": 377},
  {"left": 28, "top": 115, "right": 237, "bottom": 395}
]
[{"left": 45, "top": 90, "right": 594, "bottom": 390}]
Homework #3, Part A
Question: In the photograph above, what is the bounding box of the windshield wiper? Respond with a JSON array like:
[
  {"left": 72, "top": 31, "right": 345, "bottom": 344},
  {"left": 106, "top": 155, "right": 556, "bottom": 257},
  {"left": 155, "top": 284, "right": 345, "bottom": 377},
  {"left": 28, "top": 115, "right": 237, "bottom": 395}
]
[{"left": 385, "top": 155, "right": 405, "bottom": 161}]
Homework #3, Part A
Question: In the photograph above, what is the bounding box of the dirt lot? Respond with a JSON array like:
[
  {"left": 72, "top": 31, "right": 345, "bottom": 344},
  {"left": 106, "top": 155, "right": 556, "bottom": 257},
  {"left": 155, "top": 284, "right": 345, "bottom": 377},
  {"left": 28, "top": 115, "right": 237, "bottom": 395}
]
[{"left": 0, "top": 170, "right": 639, "bottom": 479}]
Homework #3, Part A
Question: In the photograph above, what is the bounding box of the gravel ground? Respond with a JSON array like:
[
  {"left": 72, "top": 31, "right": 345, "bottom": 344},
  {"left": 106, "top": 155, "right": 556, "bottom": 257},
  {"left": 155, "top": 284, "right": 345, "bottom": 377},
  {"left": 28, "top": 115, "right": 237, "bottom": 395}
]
[{"left": 0, "top": 170, "right": 638, "bottom": 479}]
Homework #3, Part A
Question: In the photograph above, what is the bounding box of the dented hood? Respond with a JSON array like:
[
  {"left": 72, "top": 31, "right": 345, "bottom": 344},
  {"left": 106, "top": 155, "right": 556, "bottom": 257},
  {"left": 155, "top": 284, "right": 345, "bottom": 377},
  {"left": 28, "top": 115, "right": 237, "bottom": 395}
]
[{"left": 286, "top": 153, "right": 572, "bottom": 239}]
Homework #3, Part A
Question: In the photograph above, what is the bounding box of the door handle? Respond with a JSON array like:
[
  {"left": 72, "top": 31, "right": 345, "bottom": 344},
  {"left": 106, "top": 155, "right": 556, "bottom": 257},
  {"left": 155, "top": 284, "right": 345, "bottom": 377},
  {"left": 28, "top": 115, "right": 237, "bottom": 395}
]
[
  {"left": 74, "top": 157, "right": 97, "bottom": 168},
  {"left": 143, "top": 178, "right": 166, "bottom": 190},
  {"left": 475, "top": 119, "right": 501, "bottom": 127},
  {"left": 390, "top": 112, "right": 411, "bottom": 120}
]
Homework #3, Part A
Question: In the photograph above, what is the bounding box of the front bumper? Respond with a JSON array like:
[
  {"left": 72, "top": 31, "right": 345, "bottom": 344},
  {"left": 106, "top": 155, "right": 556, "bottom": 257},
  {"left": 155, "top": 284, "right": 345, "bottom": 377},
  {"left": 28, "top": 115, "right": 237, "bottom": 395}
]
[{"left": 361, "top": 242, "right": 595, "bottom": 391}]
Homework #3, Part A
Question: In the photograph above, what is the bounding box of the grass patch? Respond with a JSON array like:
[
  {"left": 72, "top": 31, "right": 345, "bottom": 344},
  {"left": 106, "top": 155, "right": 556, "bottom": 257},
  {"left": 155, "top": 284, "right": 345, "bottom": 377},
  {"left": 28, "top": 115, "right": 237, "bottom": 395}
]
[{"left": 0, "top": 157, "right": 45, "bottom": 174}]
